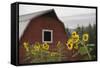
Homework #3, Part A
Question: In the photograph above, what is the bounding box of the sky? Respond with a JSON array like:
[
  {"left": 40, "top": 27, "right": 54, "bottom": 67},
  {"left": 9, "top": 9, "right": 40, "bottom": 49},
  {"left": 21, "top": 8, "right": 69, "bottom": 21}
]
[{"left": 19, "top": 4, "right": 96, "bottom": 38}]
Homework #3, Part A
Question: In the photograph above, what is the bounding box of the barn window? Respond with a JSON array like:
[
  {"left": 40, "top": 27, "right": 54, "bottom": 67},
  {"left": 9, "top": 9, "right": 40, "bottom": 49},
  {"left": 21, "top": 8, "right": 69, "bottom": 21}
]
[{"left": 42, "top": 29, "right": 53, "bottom": 43}]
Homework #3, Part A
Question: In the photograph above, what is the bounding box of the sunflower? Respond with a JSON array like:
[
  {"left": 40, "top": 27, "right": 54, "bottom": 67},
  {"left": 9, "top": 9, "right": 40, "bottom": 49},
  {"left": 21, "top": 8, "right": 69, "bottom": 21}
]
[
  {"left": 34, "top": 42, "right": 41, "bottom": 51},
  {"left": 71, "top": 31, "right": 77, "bottom": 38},
  {"left": 82, "top": 33, "right": 89, "bottom": 42},
  {"left": 74, "top": 43, "right": 79, "bottom": 49},
  {"left": 66, "top": 39, "right": 73, "bottom": 50},
  {"left": 42, "top": 42, "right": 49, "bottom": 50},
  {"left": 72, "top": 34, "right": 80, "bottom": 43},
  {"left": 23, "top": 42, "right": 29, "bottom": 52}
]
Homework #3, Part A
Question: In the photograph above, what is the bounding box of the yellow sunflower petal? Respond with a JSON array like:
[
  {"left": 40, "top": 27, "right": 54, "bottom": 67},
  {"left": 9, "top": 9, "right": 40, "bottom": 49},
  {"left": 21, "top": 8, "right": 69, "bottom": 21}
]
[
  {"left": 66, "top": 39, "right": 73, "bottom": 50},
  {"left": 82, "top": 33, "right": 89, "bottom": 42},
  {"left": 72, "top": 34, "right": 80, "bottom": 43},
  {"left": 23, "top": 42, "right": 29, "bottom": 52},
  {"left": 34, "top": 42, "right": 40, "bottom": 51},
  {"left": 74, "top": 43, "right": 79, "bottom": 49},
  {"left": 42, "top": 42, "right": 49, "bottom": 50},
  {"left": 71, "top": 31, "right": 77, "bottom": 38}
]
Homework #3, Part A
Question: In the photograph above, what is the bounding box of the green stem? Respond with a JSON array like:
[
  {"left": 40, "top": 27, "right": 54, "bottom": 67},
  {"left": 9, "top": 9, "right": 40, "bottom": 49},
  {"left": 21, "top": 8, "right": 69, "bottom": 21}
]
[{"left": 81, "top": 41, "right": 91, "bottom": 60}]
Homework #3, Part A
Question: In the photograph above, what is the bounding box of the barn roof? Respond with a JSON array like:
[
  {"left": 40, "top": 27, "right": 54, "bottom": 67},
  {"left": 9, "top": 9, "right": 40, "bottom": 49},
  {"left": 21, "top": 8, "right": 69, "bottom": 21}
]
[
  {"left": 19, "top": 9, "right": 58, "bottom": 22},
  {"left": 19, "top": 9, "right": 64, "bottom": 39}
]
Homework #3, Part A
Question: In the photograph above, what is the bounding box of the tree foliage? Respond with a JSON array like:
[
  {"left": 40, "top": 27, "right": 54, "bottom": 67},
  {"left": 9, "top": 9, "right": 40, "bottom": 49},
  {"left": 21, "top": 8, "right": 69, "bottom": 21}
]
[{"left": 65, "top": 23, "right": 96, "bottom": 44}]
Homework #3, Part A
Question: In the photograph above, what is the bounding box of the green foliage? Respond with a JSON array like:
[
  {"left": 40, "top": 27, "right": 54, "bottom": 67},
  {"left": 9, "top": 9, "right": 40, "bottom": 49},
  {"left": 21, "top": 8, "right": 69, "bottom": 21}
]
[
  {"left": 23, "top": 42, "right": 64, "bottom": 63},
  {"left": 65, "top": 24, "right": 96, "bottom": 44}
]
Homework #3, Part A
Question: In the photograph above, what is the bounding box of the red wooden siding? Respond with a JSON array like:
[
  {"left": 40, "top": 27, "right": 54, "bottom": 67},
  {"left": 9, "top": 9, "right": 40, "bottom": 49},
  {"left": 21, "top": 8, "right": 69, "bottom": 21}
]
[{"left": 19, "top": 10, "right": 68, "bottom": 64}]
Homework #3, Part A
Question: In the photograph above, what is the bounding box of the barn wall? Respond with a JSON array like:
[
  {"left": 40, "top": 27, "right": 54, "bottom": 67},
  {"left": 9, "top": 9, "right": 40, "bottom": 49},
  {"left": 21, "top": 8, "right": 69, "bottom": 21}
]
[{"left": 19, "top": 14, "right": 67, "bottom": 64}]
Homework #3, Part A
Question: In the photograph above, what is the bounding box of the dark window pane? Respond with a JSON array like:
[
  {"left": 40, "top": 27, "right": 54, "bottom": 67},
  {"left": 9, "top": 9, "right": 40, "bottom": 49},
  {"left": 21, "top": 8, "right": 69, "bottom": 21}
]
[{"left": 44, "top": 31, "right": 51, "bottom": 41}]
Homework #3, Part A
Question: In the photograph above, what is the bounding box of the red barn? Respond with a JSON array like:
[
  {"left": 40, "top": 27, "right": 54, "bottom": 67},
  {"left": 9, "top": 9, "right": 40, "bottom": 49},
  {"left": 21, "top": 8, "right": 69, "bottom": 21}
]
[{"left": 19, "top": 9, "right": 68, "bottom": 63}]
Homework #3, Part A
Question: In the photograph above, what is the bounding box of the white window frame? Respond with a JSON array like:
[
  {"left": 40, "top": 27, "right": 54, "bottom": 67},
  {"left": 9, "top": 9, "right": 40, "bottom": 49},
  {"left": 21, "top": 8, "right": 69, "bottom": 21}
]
[{"left": 42, "top": 29, "right": 53, "bottom": 43}]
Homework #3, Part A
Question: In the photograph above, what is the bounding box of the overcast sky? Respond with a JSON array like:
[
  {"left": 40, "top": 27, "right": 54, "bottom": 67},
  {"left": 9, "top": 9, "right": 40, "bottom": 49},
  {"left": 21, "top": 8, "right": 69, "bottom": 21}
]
[{"left": 19, "top": 4, "right": 95, "bottom": 16}]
